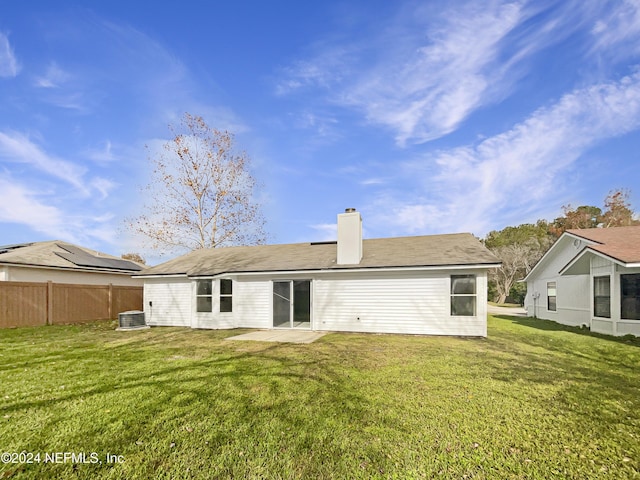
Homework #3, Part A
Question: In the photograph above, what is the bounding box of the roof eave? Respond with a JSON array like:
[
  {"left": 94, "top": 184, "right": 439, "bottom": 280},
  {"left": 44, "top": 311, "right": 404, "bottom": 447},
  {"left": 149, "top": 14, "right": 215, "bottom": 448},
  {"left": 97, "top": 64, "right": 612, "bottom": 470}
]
[
  {"left": 524, "top": 232, "right": 595, "bottom": 282},
  {"left": 559, "top": 247, "right": 640, "bottom": 276},
  {"left": 132, "top": 273, "right": 189, "bottom": 279},
  {"left": 0, "top": 261, "right": 141, "bottom": 275},
  {"left": 185, "top": 262, "right": 502, "bottom": 278}
]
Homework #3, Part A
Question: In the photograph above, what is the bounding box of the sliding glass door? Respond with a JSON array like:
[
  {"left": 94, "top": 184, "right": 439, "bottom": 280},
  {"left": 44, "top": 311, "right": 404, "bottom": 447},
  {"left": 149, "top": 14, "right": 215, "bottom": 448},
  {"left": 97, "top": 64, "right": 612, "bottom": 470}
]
[
  {"left": 273, "top": 280, "right": 311, "bottom": 329},
  {"left": 273, "top": 281, "right": 291, "bottom": 328}
]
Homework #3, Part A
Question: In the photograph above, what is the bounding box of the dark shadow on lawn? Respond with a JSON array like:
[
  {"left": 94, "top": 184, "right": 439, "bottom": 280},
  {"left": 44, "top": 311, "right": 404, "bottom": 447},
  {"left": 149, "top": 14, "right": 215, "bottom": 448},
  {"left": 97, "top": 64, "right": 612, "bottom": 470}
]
[{"left": 492, "top": 314, "right": 640, "bottom": 347}]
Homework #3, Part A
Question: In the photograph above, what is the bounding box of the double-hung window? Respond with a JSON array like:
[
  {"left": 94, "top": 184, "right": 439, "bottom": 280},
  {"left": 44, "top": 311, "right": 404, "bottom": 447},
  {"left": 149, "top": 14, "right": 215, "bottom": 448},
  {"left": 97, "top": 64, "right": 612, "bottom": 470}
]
[
  {"left": 451, "top": 275, "right": 476, "bottom": 316},
  {"left": 593, "top": 276, "right": 611, "bottom": 318},
  {"left": 220, "top": 279, "right": 233, "bottom": 313},
  {"left": 547, "top": 282, "right": 557, "bottom": 312},
  {"left": 196, "top": 280, "right": 213, "bottom": 313}
]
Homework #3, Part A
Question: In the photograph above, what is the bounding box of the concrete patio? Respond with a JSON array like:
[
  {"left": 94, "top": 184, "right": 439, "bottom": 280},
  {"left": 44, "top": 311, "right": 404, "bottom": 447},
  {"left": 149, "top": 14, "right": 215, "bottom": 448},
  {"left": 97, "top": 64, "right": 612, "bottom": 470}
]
[{"left": 225, "top": 329, "right": 328, "bottom": 344}]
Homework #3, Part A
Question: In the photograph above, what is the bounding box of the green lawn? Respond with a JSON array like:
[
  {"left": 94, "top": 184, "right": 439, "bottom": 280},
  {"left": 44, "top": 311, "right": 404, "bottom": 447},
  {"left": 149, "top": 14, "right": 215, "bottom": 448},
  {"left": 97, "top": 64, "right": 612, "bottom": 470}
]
[{"left": 1, "top": 316, "right": 639, "bottom": 479}]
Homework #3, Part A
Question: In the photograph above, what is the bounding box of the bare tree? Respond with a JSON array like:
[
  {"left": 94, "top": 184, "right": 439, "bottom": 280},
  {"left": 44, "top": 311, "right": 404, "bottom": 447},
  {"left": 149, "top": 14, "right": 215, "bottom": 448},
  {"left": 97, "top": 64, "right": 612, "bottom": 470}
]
[
  {"left": 489, "top": 241, "right": 544, "bottom": 304},
  {"left": 128, "top": 113, "right": 266, "bottom": 253},
  {"left": 601, "top": 188, "right": 639, "bottom": 227}
]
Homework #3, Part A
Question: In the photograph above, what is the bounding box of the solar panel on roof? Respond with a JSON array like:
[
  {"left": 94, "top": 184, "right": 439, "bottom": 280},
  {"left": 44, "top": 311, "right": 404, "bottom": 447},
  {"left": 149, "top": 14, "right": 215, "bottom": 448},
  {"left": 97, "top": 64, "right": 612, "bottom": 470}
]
[
  {"left": 55, "top": 244, "right": 143, "bottom": 271},
  {"left": 0, "top": 243, "right": 33, "bottom": 255}
]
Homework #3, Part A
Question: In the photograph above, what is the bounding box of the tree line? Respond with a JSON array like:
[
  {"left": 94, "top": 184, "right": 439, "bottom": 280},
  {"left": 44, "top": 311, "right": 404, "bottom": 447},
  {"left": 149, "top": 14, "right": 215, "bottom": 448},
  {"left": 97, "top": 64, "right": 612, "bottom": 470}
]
[{"left": 485, "top": 189, "right": 639, "bottom": 304}]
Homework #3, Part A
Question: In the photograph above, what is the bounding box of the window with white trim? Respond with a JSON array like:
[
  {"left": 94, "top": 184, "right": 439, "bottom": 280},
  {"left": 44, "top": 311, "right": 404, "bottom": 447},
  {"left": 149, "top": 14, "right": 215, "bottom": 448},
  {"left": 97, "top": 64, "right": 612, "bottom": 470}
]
[
  {"left": 196, "top": 280, "right": 213, "bottom": 313},
  {"left": 547, "top": 282, "right": 557, "bottom": 312},
  {"left": 593, "top": 276, "right": 610, "bottom": 318},
  {"left": 220, "top": 279, "right": 233, "bottom": 313},
  {"left": 451, "top": 275, "right": 476, "bottom": 316}
]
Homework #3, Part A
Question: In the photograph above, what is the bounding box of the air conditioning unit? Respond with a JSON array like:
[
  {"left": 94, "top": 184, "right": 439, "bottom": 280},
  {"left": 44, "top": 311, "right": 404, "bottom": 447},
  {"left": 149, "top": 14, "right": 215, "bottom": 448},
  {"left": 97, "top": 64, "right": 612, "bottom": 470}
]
[{"left": 117, "top": 310, "right": 149, "bottom": 331}]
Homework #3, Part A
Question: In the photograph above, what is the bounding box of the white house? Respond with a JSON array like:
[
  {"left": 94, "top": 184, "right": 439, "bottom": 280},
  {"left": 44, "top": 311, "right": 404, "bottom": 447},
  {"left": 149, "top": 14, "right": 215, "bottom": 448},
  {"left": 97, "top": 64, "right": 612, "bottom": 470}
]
[
  {"left": 136, "top": 209, "right": 500, "bottom": 337},
  {"left": 0, "top": 241, "right": 144, "bottom": 286},
  {"left": 524, "top": 226, "right": 640, "bottom": 337}
]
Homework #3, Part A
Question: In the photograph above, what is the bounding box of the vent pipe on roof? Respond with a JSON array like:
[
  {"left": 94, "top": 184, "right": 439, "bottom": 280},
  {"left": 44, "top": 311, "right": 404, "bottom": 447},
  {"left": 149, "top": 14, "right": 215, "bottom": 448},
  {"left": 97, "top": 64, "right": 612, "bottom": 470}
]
[{"left": 337, "top": 208, "right": 363, "bottom": 265}]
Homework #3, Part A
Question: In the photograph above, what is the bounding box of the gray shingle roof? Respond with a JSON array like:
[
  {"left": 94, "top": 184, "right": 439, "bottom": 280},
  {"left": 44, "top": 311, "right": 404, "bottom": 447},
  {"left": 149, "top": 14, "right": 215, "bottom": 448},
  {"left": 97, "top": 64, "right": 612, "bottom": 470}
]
[
  {"left": 0, "top": 241, "right": 144, "bottom": 272},
  {"left": 138, "top": 233, "right": 500, "bottom": 277}
]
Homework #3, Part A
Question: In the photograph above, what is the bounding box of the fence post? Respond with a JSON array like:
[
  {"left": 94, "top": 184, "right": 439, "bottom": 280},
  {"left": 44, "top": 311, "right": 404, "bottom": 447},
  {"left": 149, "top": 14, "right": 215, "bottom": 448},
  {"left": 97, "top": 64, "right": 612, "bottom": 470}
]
[
  {"left": 47, "top": 281, "right": 53, "bottom": 325},
  {"left": 108, "top": 283, "right": 113, "bottom": 319}
]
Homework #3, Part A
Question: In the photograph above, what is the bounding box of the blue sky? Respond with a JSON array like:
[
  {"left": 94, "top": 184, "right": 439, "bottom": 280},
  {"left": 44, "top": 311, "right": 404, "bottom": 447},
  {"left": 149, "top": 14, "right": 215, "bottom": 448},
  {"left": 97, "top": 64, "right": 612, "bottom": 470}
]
[{"left": 1, "top": 0, "right": 639, "bottom": 263}]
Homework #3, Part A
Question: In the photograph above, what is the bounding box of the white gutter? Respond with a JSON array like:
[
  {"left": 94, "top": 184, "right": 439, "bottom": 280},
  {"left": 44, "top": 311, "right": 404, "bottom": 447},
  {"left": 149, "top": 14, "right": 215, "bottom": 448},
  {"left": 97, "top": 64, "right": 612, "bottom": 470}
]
[
  {"left": 132, "top": 273, "right": 189, "bottom": 279},
  {"left": 188, "top": 263, "right": 502, "bottom": 279}
]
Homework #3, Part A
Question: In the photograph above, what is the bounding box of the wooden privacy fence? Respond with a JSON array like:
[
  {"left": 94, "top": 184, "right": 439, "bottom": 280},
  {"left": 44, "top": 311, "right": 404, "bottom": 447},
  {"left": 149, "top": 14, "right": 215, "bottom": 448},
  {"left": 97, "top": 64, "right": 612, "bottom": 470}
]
[{"left": 0, "top": 281, "right": 143, "bottom": 328}]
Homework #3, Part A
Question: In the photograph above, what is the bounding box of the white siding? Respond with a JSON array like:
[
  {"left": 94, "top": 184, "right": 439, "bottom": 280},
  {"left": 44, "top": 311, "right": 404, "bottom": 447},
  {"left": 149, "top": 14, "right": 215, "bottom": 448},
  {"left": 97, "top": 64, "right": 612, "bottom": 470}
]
[
  {"left": 592, "top": 255, "right": 613, "bottom": 275},
  {"left": 144, "top": 278, "right": 191, "bottom": 327},
  {"left": 525, "top": 235, "right": 591, "bottom": 326},
  {"left": 234, "top": 278, "right": 271, "bottom": 328},
  {"left": 615, "top": 265, "right": 640, "bottom": 337},
  {"left": 314, "top": 270, "right": 487, "bottom": 336},
  {"left": 4, "top": 265, "right": 143, "bottom": 286},
  {"left": 191, "top": 277, "right": 272, "bottom": 330},
  {"left": 143, "top": 268, "right": 490, "bottom": 336},
  {"left": 590, "top": 255, "right": 615, "bottom": 335}
]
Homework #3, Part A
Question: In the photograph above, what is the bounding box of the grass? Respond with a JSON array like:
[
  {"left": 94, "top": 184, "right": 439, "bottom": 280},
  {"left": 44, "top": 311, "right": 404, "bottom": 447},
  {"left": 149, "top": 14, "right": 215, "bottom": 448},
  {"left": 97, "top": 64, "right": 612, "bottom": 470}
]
[{"left": 1, "top": 317, "right": 639, "bottom": 479}]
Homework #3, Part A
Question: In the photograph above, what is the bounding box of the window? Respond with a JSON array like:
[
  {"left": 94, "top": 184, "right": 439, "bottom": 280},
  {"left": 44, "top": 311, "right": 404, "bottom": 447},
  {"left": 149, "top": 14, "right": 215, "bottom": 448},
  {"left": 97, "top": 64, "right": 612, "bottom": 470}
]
[
  {"left": 621, "top": 274, "right": 640, "bottom": 320},
  {"left": 547, "top": 282, "right": 557, "bottom": 312},
  {"left": 451, "top": 275, "right": 476, "bottom": 316},
  {"left": 196, "top": 280, "right": 213, "bottom": 313},
  {"left": 220, "top": 279, "right": 233, "bottom": 313},
  {"left": 593, "top": 276, "right": 611, "bottom": 318}
]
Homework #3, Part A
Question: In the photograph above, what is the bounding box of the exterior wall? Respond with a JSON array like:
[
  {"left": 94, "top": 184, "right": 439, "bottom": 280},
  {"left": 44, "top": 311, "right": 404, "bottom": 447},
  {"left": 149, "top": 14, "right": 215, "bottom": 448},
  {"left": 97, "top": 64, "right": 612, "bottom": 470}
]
[
  {"left": 232, "top": 277, "right": 271, "bottom": 328},
  {"left": 192, "top": 277, "right": 272, "bottom": 329},
  {"left": 313, "top": 269, "right": 487, "bottom": 336},
  {"left": 590, "top": 259, "right": 640, "bottom": 337},
  {"left": 193, "top": 274, "right": 307, "bottom": 330},
  {"left": 143, "top": 278, "right": 191, "bottom": 327},
  {"left": 145, "top": 268, "right": 490, "bottom": 336},
  {"left": 3, "top": 265, "right": 143, "bottom": 286},
  {"left": 612, "top": 264, "right": 640, "bottom": 337},
  {"left": 525, "top": 236, "right": 591, "bottom": 326},
  {"left": 590, "top": 255, "right": 616, "bottom": 335}
]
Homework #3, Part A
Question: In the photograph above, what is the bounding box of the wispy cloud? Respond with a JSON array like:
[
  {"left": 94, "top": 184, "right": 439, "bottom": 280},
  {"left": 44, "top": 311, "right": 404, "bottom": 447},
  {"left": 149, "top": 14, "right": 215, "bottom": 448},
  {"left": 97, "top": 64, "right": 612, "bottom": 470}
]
[
  {"left": 360, "top": 178, "right": 385, "bottom": 186},
  {"left": 33, "top": 62, "right": 71, "bottom": 88},
  {"left": 0, "top": 31, "right": 20, "bottom": 77},
  {"left": 276, "top": 1, "right": 545, "bottom": 145},
  {"left": 0, "top": 130, "right": 89, "bottom": 194},
  {"left": 371, "top": 70, "right": 640, "bottom": 235},
  {"left": 90, "top": 177, "right": 117, "bottom": 200},
  {"left": 276, "top": 1, "right": 635, "bottom": 146},
  {"left": 0, "top": 174, "right": 123, "bottom": 246},
  {"left": 590, "top": 0, "right": 640, "bottom": 56},
  {"left": 309, "top": 223, "right": 337, "bottom": 241},
  {"left": 0, "top": 130, "right": 118, "bottom": 204},
  {"left": 84, "top": 140, "right": 117, "bottom": 163},
  {"left": 0, "top": 177, "right": 69, "bottom": 239},
  {"left": 275, "top": 45, "right": 356, "bottom": 96},
  {"left": 343, "top": 1, "right": 528, "bottom": 146}
]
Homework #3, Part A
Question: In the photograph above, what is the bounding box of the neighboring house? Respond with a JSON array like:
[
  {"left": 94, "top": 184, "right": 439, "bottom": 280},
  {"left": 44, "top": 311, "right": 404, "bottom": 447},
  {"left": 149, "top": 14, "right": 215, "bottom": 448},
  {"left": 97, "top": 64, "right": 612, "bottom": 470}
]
[
  {"left": 0, "top": 241, "right": 144, "bottom": 286},
  {"left": 136, "top": 209, "right": 500, "bottom": 337},
  {"left": 524, "top": 226, "right": 640, "bottom": 337}
]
